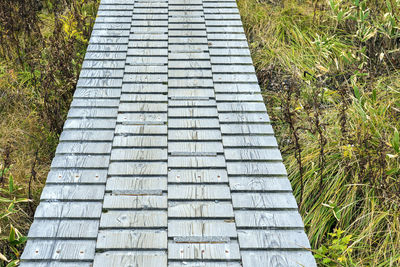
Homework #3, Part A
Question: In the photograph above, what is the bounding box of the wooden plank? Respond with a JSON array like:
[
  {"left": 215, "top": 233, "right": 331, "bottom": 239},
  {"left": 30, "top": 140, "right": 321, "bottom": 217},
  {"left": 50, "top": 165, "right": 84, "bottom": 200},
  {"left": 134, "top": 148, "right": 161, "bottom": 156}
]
[
  {"left": 20, "top": 262, "right": 92, "bottom": 267},
  {"left": 217, "top": 102, "right": 266, "bottom": 112},
  {"left": 238, "top": 230, "right": 311, "bottom": 249},
  {"left": 123, "top": 74, "right": 167, "bottom": 83},
  {"left": 40, "top": 185, "right": 105, "bottom": 201},
  {"left": 73, "top": 88, "right": 121, "bottom": 98},
  {"left": 168, "top": 185, "right": 231, "bottom": 200},
  {"left": 108, "top": 162, "right": 167, "bottom": 175},
  {"left": 56, "top": 142, "right": 112, "bottom": 154},
  {"left": 169, "top": 69, "right": 212, "bottom": 77},
  {"left": 125, "top": 65, "right": 168, "bottom": 73},
  {"left": 220, "top": 124, "right": 274, "bottom": 134},
  {"left": 214, "top": 83, "right": 259, "bottom": 93},
  {"left": 120, "top": 94, "right": 167, "bottom": 102},
  {"left": 103, "top": 194, "right": 167, "bottom": 209},
  {"left": 169, "top": 263, "right": 241, "bottom": 267},
  {"left": 168, "top": 169, "right": 228, "bottom": 183},
  {"left": 106, "top": 177, "right": 167, "bottom": 191},
  {"left": 226, "top": 162, "right": 287, "bottom": 176},
  {"left": 113, "top": 136, "right": 167, "bottom": 147},
  {"left": 51, "top": 155, "right": 110, "bottom": 168},
  {"left": 34, "top": 202, "right": 102, "bottom": 219},
  {"left": 168, "top": 202, "right": 234, "bottom": 218},
  {"left": 229, "top": 177, "right": 292, "bottom": 192},
  {"left": 115, "top": 124, "right": 167, "bottom": 134},
  {"left": 168, "top": 220, "right": 237, "bottom": 237},
  {"left": 71, "top": 99, "right": 119, "bottom": 108},
  {"left": 96, "top": 230, "right": 167, "bottom": 249},
  {"left": 222, "top": 136, "right": 278, "bottom": 147},
  {"left": 63, "top": 118, "right": 116, "bottom": 130},
  {"left": 168, "top": 88, "right": 215, "bottom": 98},
  {"left": 241, "top": 251, "right": 317, "bottom": 267},
  {"left": 215, "top": 93, "right": 263, "bottom": 102},
  {"left": 46, "top": 169, "right": 108, "bottom": 184},
  {"left": 28, "top": 220, "right": 99, "bottom": 238},
  {"left": 21, "top": 240, "right": 95, "bottom": 260},
  {"left": 126, "top": 56, "right": 168, "bottom": 65},
  {"left": 119, "top": 103, "right": 167, "bottom": 112},
  {"left": 66, "top": 132, "right": 104, "bottom": 146},
  {"left": 117, "top": 112, "right": 167, "bottom": 125},
  {"left": 168, "top": 142, "right": 223, "bottom": 153},
  {"left": 93, "top": 251, "right": 167, "bottom": 267},
  {"left": 232, "top": 193, "right": 298, "bottom": 209},
  {"left": 168, "top": 107, "right": 217, "bottom": 117},
  {"left": 224, "top": 148, "right": 282, "bottom": 161},
  {"left": 121, "top": 83, "right": 168, "bottom": 93},
  {"left": 110, "top": 148, "right": 167, "bottom": 161},
  {"left": 234, "top": 210, "right": 305, "bottom": 228},
  {"left": 168, "top": 130, "right": 221, "bottom": 141},
  {"left": 168, "top": 241, "right": 240, "bottom": 260},
  {"left": 168, "top": 156, "right": 226, "bottom": 168},
  {"left": 168, "top": 79, "right": 214, "bottom": 88},
  {"left": 100, "top": 210, "right": 167, "bottom": 228},
  {"left": 219, "top": 113, "right": 270, "bottom": 123},
  {"left": 168, "top": 99, "right": 216, "bottom": 107},
  {"left": 168, "top": 118, "right": 220, "bottom": 129}
]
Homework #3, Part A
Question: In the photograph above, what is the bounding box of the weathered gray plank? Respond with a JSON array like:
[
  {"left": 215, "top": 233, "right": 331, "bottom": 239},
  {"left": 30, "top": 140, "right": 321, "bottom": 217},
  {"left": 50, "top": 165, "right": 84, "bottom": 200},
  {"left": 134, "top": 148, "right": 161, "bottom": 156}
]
[
  {"left": 110, "top": 148, "right": 167, "bottom": 161},
  {"left": 168, "top": 169, "right": 228, "bottom": 183},
  {"left": 226, "top": 162, "right": 287, "bottom": 176},
  {"left": 238, "top": 230, "right": 311, "bottom": 249},
  {"left": 168, "top": 130, "right": 221, "bottom": 141},
  {"left": 234, "top": 210, "right": 305, "bottom": 229},
  {"left": 97, "top": 230, "right": 167, "bottom": 249},
  {"left": 103, "top": 194, "right": 167, "bottom": 209},
  {"left": 108, "top": 162, "right": 167, "bottom": 175},
  {"left": 93, "top": 251, "right": 167, "bottom": 267},
  {"left": 168, "top": 220, "right": 237, "bottom": 237},
  {"left": 40, "top": 185, "right": 105, "bottom": 201},
  {"left": 22, "top": 240, "right": 95, "bottom": 260},
  {"left": 168, "top": 185, "right": 231, "bottom": 200},
  {"left": 113, "top": 136, "right": 167, "bottom": 147},
  {"left": 34, "top": 202, "right": 102, "bottom": 219},
  {"left": 168, "top": 142, "right": 223, "bottom": 153},
  {"left": 241, "top": 251, "right": 317, "bottom": 267},
  {"left": 100, "top": 210, "right": 167, "bottom": 228},
  {"left": 106, "top": 177, "right": 167, "bottom": 191},
  {"left": 168, "top": 202, "right": 234, "bottom": 218},
  {"left": 232, "top": 193, "right": 298, "bottom": 209},
  {"left": 168, "top": 241, "right": 240, "bottom": 260},
  {"left": 28, "top": 220, "right": 99, "bottom": 238},
  {"left": 168, "top": 156, "right": 226, "bottom": 168},
  {"left": 229, "top": 177, "right": 292, "bottom": 191},
  {"left": 46, "top": 169, "right": 108, "bottom": 184}
]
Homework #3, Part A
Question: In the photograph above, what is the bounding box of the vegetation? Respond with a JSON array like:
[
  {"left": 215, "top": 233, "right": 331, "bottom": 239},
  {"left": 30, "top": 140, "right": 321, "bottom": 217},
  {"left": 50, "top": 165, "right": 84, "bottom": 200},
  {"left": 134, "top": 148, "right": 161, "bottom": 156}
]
[
  {"left": 0, "top": 0, "right": 99, "bottom": 265},
  {"left": 237, "top": 0, "right": 400, "bottom": 265},
  {"left": 0, "top": 0, "right": 399, "bottom": 265}
]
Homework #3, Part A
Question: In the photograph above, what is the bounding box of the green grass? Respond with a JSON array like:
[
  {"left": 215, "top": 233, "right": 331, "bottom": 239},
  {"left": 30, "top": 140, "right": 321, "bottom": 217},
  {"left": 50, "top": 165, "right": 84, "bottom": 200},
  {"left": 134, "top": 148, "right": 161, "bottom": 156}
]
[
  {"left": 0, "top": 1, "right": 99, "bottom": 265},
  {"left": 238, "top": 0, "right": 400, "bottom": 265}
]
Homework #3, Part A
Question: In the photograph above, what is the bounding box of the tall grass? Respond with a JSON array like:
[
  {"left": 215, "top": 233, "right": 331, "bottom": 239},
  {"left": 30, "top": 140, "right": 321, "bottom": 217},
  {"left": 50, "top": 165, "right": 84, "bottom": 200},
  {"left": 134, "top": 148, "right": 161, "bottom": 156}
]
[
  {"left": 238, "top": 0, "right": 400, "bottom": 265},
  {"left": 0, "top": 1, "right": 99, "bottom": 265}
]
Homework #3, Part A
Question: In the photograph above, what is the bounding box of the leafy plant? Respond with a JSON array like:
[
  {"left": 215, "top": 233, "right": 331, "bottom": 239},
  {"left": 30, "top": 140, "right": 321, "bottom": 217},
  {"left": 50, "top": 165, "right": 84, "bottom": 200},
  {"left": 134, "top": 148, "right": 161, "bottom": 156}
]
[
  {"left": 0, "top": 169, "right": 30, "bottom": 266},
  {"left": 315, "top": 228, "right": 354, "bottom": 266}
]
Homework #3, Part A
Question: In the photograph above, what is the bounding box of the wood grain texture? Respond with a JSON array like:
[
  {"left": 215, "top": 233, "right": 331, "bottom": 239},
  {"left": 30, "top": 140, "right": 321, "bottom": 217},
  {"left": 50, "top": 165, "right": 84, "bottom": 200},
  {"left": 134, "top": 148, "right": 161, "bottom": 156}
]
[{"left": 93, "top": 251, "right": 167, "bottom": 267}]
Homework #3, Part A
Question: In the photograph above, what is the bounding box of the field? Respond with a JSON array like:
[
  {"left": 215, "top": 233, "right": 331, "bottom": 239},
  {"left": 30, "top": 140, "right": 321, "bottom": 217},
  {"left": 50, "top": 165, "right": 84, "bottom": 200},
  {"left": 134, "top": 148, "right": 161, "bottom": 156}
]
[
  {"left": 238, "top": 0, "right": 400, "bottom": 265},
  {"left": 1, "top": 0, "right": 399, "bottom": 266}
]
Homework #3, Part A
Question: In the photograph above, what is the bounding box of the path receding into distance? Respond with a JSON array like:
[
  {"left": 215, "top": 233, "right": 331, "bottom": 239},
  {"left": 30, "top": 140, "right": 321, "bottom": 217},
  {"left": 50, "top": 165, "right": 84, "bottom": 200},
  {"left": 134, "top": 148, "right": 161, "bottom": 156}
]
[{"left": 20, "top": 0, "right": 316, "bottom": 266}]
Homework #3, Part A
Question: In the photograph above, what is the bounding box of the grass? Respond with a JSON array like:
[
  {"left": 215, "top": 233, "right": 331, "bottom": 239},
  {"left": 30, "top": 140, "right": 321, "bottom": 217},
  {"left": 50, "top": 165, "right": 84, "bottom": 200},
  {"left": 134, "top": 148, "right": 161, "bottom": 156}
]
[
  {"left": 237, "top": 0, "right": 400, "bottom": 265},
  {"left": 0, "top": 0, "right": 399, "bottom": 265},
  {"left": 0, "top": 1, "right": 99, "bottom": 265}
]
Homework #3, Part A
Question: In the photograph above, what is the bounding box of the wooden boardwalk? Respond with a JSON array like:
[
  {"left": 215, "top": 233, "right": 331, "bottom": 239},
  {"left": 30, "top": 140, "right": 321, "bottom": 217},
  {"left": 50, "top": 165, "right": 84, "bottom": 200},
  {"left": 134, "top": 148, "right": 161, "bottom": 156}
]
[{"left": 20, "top": 0, "right": 316, "bottom": 266}]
